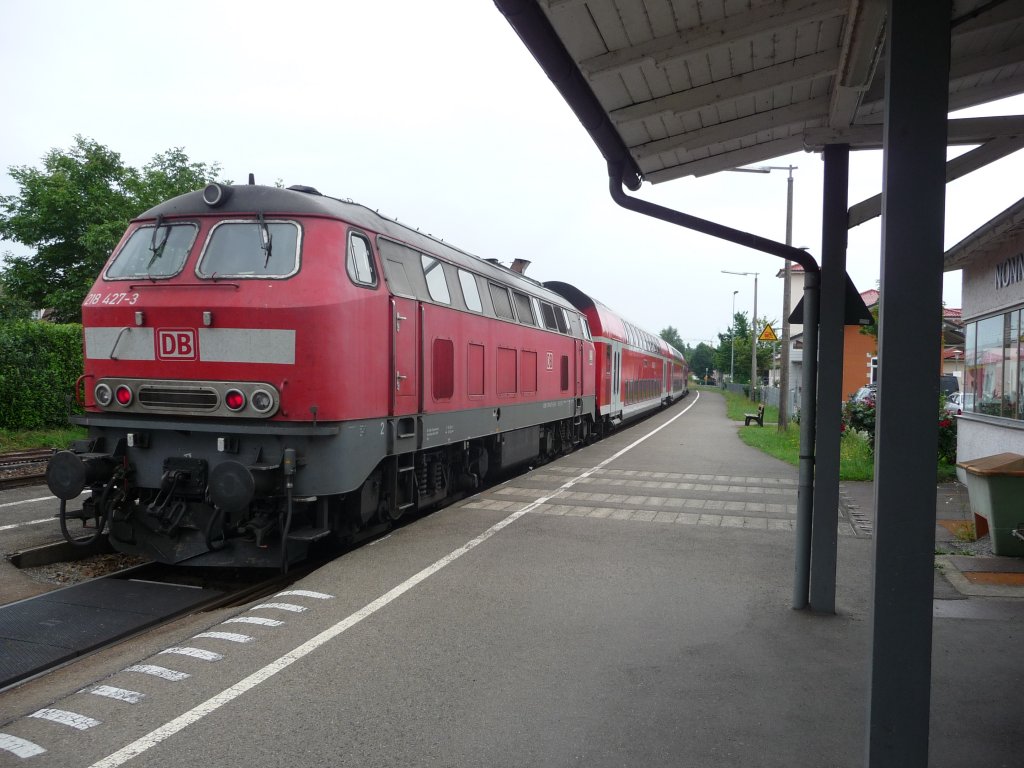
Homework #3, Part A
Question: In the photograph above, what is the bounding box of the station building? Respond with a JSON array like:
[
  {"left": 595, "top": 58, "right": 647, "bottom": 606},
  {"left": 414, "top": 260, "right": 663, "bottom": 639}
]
[{"left": 945, "top": 197, "right": 1024, "bottom": 461}]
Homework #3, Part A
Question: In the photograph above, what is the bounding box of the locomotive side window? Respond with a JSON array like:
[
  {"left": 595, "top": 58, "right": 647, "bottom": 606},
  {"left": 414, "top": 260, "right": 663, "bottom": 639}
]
[
  {"left": 105, "top": 223, "right": 198, "bottom": 280},
  {"left": 347, "top": 232, "right": 377, "bottom": 287},
  {"left": 555, "top": 308, "right": 570, "bottom": 334},
  {"left": 458, "top": 269, "right": 482, "bottom": 312},
  {"left": 197, "top": 220, "right": 300, "bottom": 278},
  {"left": 539, "top": 301, "right": 559, "bottom": 331},
  {"left": 512, "top": 291, "right": 536, "bottom": 326},
  {"left": 488, "top": 282, "right": 515, "bottom": 321},
  {"left": 421, "top": 255, "right": 451, "bottom": 304},
  {"left": 580, "top": 316, "right": 592, "bottom": 341}
]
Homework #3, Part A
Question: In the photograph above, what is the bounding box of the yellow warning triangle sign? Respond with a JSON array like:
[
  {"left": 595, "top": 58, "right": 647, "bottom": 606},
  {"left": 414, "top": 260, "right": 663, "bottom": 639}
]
[{"left": 758, "top": 324, "right": 779, "bottom": 342}]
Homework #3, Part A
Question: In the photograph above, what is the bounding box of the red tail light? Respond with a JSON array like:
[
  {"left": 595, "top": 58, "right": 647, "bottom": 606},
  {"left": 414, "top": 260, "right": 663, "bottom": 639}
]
[
  {"left": 225, "top": 389, "right": 246, "bottom": 411},
  {"left": 115, "top": 385, "right": 133, "bottom": 406}
]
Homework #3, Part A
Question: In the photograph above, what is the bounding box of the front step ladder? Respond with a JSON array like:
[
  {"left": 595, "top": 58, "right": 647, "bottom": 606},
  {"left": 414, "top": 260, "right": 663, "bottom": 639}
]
[{"left": 395, "top": 454, "right": 417, "bottom": 517}]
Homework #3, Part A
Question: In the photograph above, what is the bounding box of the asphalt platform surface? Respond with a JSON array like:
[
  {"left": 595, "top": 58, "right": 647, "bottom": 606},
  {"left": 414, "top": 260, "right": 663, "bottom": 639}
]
[{"left": 0, "top": 389, "right": 1020, "bottom": 767}]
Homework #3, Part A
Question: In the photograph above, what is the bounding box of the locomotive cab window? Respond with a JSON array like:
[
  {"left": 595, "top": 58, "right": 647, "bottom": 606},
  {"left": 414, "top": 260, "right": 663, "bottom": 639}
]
[
  {"left": 105, "top": 222, "right": 198, "bottom": 280},
  {"left": 197, "top": 220, "right": 300, "bottom": 278},
  {"left": 347, "top": 232, "right": 377, "bottom": 287},
  {"left": 421, "top": 255, "right": 451, "bottom": 304},
  {"left": 458, "top": 269, "right": 482, "bottom": 312}
]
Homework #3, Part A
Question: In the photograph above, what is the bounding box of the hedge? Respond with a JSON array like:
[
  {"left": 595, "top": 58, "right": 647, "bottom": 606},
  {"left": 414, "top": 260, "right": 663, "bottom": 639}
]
[{"left": 0, "top": 321, "right": 84, "bottom": 430}]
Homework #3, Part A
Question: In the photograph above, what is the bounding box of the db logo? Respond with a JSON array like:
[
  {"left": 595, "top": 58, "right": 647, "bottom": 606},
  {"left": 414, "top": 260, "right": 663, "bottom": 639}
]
[{"left": 156, "top": 328, "right": 198, "bottom": 360}]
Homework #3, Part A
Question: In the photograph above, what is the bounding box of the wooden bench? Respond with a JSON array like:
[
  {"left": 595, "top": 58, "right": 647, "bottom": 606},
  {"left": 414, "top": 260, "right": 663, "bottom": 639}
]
[{"left": 744, "top": 403, "right": 765, "bottom": 427}]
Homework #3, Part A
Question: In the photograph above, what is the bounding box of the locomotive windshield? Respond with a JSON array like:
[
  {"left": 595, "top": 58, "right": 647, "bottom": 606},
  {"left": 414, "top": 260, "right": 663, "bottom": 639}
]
[
  {"left": 105, "top": 223, "right": 198, "bottom": 279},
  {"left": 197, "top": 220, "right": 300, "bottom": 278}
]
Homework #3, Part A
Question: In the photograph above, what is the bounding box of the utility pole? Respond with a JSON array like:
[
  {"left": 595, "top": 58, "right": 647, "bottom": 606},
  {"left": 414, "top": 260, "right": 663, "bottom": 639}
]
[{"left": 779, "top": 167, "right": 795, "bottom": 430}]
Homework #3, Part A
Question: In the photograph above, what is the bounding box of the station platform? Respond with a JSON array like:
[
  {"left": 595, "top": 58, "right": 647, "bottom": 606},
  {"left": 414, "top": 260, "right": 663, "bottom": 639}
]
[{"left": 0, "top": 390, "right": 1020, "bottom": 767}]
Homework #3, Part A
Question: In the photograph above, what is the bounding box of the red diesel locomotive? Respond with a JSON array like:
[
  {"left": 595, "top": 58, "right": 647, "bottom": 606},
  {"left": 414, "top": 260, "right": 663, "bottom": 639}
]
[{"left": 45, "top": 182, "right": 688, "bottom": 567}]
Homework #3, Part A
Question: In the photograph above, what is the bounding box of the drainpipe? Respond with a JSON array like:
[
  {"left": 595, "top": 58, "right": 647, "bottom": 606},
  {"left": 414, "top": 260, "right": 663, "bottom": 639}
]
[{"left": 607, "top": 166, "right": 820, "bottom": 609}]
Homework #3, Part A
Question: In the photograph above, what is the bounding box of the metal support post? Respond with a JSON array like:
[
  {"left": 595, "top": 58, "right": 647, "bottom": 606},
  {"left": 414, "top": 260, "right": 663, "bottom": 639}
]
[
  {"left": 792, "top": 269, "right": 819, "bottom": 609},
  {"left": 809, "top": 143, "right": 849, "bottom": 614},
  {"left": 866, "top": 1, "right": 950, "bottom": 765}
]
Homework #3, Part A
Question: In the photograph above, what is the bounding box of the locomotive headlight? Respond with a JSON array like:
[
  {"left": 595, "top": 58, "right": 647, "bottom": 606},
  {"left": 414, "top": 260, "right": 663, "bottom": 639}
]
[
  {"left": 114, "top": 384, "right": 133, "bottom": 406},
  {"left": 250, "top": 388, "right": 274, "bottom": 413},
  {"left": 225, "top": 389, "right": 246, "bottom": 412},
  {"left": 94, "top": 383, "right": 113, "bottom": 407}
]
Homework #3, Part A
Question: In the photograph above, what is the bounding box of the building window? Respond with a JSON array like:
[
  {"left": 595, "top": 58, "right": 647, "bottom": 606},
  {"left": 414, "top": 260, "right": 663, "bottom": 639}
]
[{"left": 963, "top": 309, "right": 1024, "bottom": 420}]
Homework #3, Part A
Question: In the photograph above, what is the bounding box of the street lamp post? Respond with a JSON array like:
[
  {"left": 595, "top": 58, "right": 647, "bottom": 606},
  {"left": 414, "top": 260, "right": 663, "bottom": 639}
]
[
  {"left": 730, "top": 165, "right": 797, "bottom": 424},
  {"left": 723, "top": 270, "right": 759, "bottom": 399},
  {"left": 730, "top": 290, "right": 738, "bottom": 382}
]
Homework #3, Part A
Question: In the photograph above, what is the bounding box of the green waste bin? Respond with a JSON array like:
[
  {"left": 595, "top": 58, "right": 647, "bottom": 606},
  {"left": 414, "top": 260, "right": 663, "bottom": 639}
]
[{"left": 956, "top": 452, "right": 1024, "bottom": 557}]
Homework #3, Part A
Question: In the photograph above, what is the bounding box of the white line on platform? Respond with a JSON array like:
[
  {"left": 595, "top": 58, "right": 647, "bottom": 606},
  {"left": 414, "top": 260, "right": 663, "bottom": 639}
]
[
  {"left": 250, "top": 602, "right": 307, "bottom": 613},
  {"left": 123, "top": 665, "right": 190, "bottom": 682},
  {"left": 0, "top": 495, "right": 54, "bottom": 509},
  {"left": 193, "top": 631, "right": 252, "bottom": 643},
  {"left": 0, "top": 733, "right": 46, "bottom": 758},
  {"left": 223, "top": 616, "right": 284, "bottom": 627},
  {"left": 158, "top": 647, "right": 222, "bottom": 662},
  {"left": 88, "top": 686, "right": 145, "bottom": 704},
  {"left": 0, "top": 516, "right": 54, "bottom": 532},
  {"left": 29, "top": 709, "right": 100, "bottom": 730},
  {"left": 276, "top": 589, "right": 334, "bottom": 599},
  {"left": 88, "top": 396, "right": 699, "bottom": 768}
]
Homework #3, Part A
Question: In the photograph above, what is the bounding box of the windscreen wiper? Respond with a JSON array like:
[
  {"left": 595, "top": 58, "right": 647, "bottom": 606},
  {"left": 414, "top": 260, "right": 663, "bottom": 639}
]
[
  {"left": 147, "top": 215, "right": 170, "bottom": 269},
  {"left": 257, "top": 212, "right": 273, "bottom": 268}
]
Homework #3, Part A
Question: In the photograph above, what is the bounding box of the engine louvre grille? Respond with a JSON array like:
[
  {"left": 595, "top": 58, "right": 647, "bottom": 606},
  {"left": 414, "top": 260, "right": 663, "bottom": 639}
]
[{"left": 138, "top": 385, "right": 218, "bottom": 411}]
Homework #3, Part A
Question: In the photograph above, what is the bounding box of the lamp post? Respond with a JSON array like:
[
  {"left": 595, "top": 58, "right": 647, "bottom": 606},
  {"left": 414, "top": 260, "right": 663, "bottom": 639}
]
[
  {"left": 730, "top": 290, "right": 738, "bottom": 382},
  {"left": 723, "top": 270, "right": 759, "bottom": 399},
  {"left": 730, "top": 165, "right": 797, "bottom": 424}
]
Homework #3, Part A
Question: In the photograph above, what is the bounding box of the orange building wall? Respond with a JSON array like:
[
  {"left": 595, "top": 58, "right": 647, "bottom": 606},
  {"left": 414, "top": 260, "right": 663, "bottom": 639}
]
[{"left": 842, "top": 327, "right": 877, "bottom": 399}]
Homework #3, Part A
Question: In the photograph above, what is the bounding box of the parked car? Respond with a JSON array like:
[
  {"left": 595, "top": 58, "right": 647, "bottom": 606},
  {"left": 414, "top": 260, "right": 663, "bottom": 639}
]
[
  {"left": 849, "top": 385, "right": 876, "bottom": 404},
  {"left": 939, "top": 374, "right": 960, "bottom": 397},
  {"left": 945, "top": 391, "right": 973, "bottom": 415}
]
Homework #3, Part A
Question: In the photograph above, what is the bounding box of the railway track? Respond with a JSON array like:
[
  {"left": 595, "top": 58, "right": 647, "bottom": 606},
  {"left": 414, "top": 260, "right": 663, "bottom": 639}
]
[{"left": 0, "top": 448, "right": 52, "bottom": 490}]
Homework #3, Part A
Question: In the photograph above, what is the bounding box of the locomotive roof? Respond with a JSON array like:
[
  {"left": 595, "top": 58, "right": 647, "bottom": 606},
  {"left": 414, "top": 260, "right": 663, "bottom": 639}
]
[{"left": 137, "top": 184, "right": 575, "bottom": 310}]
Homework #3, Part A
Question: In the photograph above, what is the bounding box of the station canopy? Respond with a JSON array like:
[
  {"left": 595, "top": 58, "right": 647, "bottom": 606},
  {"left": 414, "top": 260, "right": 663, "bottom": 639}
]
[{"left": 497, "top": 0, "right": 1024, "bottom": 190}]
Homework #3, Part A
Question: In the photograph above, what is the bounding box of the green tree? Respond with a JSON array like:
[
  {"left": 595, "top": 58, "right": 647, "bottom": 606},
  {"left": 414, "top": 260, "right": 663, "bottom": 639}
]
[
  {"left": 659, "top": 325, "right": 684, "bottom": 351},
  {"left": 687, "top": 342, "right": 716, "bottom": 381},
  {"left": 0, "top": 137, "right": 221, "bottom": 322},
  {"left": 714, "top": 312, "right": 776, "bottom": 384}
]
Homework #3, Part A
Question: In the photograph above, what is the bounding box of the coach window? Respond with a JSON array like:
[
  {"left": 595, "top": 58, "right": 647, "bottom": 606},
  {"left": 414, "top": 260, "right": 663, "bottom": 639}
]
[
  {"left": 421, "top": 255, "right": 451, "bottom": 304},
  {"left": 346, "top": 232, "right": 377, "bottom": 287},
  {"left": 488, "top": 282, "right": 515, "bottom": 321},
  {"left": 512, "top": 291, "right": 536, "bottom": 326},
  {"left": 458, "top": 269, "right": 482, "bottom": 312}
]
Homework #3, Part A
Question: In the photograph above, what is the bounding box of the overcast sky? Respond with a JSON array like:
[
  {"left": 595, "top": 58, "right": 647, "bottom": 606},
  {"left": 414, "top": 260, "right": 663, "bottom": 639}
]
[{"left": 2, "top": 0, "right": 1021, "bottom": 347}]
